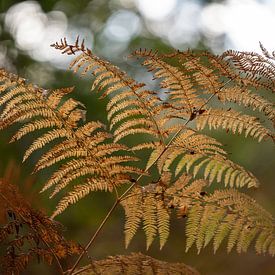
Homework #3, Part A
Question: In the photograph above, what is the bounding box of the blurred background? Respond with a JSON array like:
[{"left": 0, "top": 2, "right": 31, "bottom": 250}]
[{"left": 0, "top": 0, "right": 274, "bottom": 274}]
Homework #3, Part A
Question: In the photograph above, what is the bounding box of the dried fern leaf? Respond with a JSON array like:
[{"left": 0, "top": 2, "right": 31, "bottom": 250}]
[
  {"left": 23, "top": 128, "right": 71, "bottom": 162},
  {"left": 132, "top": 49, "right": 204, "bottom": 114},
  {"left": 120, "top": 187, "right": 143, "bottom": 248},
  {"left": 51, "top": 38, "right": 163, "bottom": 143},
  {"left": 51, "top": 178, "right": 112, "bottom": 218},
  {"left": 156, "top": 199, "right": 170, "bottom": 249},
  {"left": 218, "top": 87, "right": 275, "bottom": 124},
  {"left": 10, "top": 118, "right": 63, "bottom": 142},
  {"left": 45, "top": 87, "right": 74, "bottom": 109},
  {"left": 146, "top": 145, "right": 165, "bottom": 171},
  {"left": 0, "top": 179, "right": 81, "bottom": 274},
  {"left": 0, "top": 68, "right": 142, "bottom": 217},
  {"left": 143, "top": 193, "right": 158, "bottom": 249},
  {"left": 185, "top": 189, "right": 275, "bottom": 256},
  {"left": 77, "top": 252, "right": 200, "bottom": 275},
  {"left": 196, "top": 108, "right": 273, "bottom": 142},
  {"left": 221, "top": 49, "right": 275, "bottom": 90}
]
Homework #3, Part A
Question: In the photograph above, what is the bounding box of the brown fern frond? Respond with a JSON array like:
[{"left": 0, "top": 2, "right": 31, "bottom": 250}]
[
  {"left": 0, "top": 179, "right": 81, "bottom": 274},
  {"left": 221, "top": 48, "right": 275, "bottom": 91},
  {"left": 132, "top": 49, "right": 204, "bottom": 115},
  {"left": 185, "top": 189, "right": 275, "bottom": 256},
  {"left": 156, "top": 199, "right": 170, "bottom": 249},
  {"left": 196, "top": 108, "right": 273, "bottom": 142},
  {"left": 152, "top": 129, "right": 258, "bottom": 187},
  {"left": 77, "top": 252, "right": 200, "bottom": 275},
  {"left": 143, "top": 192, "right": 158, "bottom": 250},
  {"left": 0, "top": 69, "right": 142, "bottom": 217},
  {"left": 51, "top": 38, "right": 164, "bottom": 146},
  {"left": 51, "top": 178, "right": 113, "bottom": 218},
  {"left": 120, "top": 186, "right": 143, "bottom": 248},
  {"left": 121, "top": 183, "right": 171, "bottom": 250},
  {"left": 217, "top": 87, "right": 275, "bottom": 124}
]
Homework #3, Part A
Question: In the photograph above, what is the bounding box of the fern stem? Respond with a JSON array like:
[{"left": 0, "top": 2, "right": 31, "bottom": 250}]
[
  {"left": 67, "top": 200, "right": 119, "bottom": 275},
  {"left": 198, "top": 78, "right": 234, "bottom": 111}
]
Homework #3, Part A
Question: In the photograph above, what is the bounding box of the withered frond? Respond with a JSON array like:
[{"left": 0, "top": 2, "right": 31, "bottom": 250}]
[
  {"left": 121, "top": 184, "right": 170, "bottom": 250},
  {"left": 185, "top": 189, "right": 275, "bottom": 256},
  {"left": 51, "top": 38, "right": 164, "bottom": 146},
  {"left": 0, "top": 69, "right": 142, "bottom": 217},
  {"left": 150, "top": 129, "right": 258, "bottom": 188},
  {"left": 0, "top": 179, "right": 81, "bottom": 274},
  {"left": 217, "top": 86, "right": 275, "bottom": 125},
  {"left": 121, "top": 173, "right": 274, "bottom": 256},
  {"left": 77, "top": 252, "right": 200, "bottom": 275},
  {"left": 196, "top": 108, "right": 273, "bottom": 142},
  {"left": 221, "top": 46, "right": 275, "bottom": 91},
  {"left": 132, "top": 49, "right": 204, "bottom": 115}
]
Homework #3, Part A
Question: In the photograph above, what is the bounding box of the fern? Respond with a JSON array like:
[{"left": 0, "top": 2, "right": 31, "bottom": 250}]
[
  {"left": 77, "top": 253, "right": 200, "bottom": 275},
  {"left": 0, "top": 37, "right": 274, "bottom": 274},
  {"left": 0, "top": 69, "right": 143, "bottom": 217},
  {"left": 185, "top": 189, "right": 275, "bottom": 255},
  {"left": 0, "top": 178, "right": 81, "bottom": 274},
  {"left": 122, "top": 174, "right": 275, "bottom": 255}
]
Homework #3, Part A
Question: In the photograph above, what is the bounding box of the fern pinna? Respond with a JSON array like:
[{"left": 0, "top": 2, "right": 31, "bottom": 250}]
[
  {"left": 0, "top": 178, "right": 81, "bottom": 274},
  {"left": 0, "top": 36, "right": 274, "bottom": 271}
]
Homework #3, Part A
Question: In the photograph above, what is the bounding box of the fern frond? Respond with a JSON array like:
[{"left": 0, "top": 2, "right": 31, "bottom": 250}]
[
  {"left": 185, "top": 204, "right": 204, "bottom": 251},
  {"left": 23, "top": 128, "right": 70, "bottom": 162},
  {"left": 156, "top": 199, "right": 170, "bottom": 249},
  {"left": 154, "top": 128, "right": 258, "bottom": 188},
  {"left": 34, "top": 140, "right": 79, "bottom": 172},
  {"left": 45, "top": 87, "right": 74, "bottom": 109},
  {"left": 51, "top": 178, "right": 112, "bottom": 218},
  {"left": 221, "top": 48, "right": 275, "bottom": 90},
  {"left": 143, "top": 193, "right": 158, "bottom": 250},
  {"left": 218, "top": 87, "right": 275, "bottom": 124},
  {"left": 0, "top": 179, "right": 81, "bottom": 274},
  {"left": 132, "top": 49, "right": 204, "bottom": 114},
  {"left": 120, "top": 187, "right": 143, "bottom": 248},
  {"left": 76, "top": 253, "right": 200, "bottom": 275},
  {"left": 51, "top": 38, "right": 164, "bottom": 145},
  {"left": 146, "top": 145, "right": 166, "bottom": 170},
  {"left": 185, "top": 189, "right": 275, "bottom": 256},
  {"left": 0, "top": 68, "right": 142, "bottom": 217},
  {"left": 121, "top": 183, "right": 171, "bottom": 250},
  {"left": 10, "top": 118, "right": 63, "bottom": 142},
  {"left": 196, "top": 108, "right": 273, "bottom": 142}
]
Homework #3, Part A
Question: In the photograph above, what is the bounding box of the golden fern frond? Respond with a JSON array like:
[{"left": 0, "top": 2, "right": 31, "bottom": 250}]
[
  {"left": 132, "top": 49, "right": 204, "bottom": 115},
  {"left": 121, "top": 172, "right": 273, "bottom": 255},
  {"left": 156, "top": 199, "right": 170, "bottom": 249},
  {"left": 178, "top": 153, "right": 259, "bottom": 187},
  {"left": 23, "top": 128, "right": 71, "bottom": 162},
  {"left": 0, "top": 69, "right": 142, "bottom": 217},
  {"left": 77, "top": 252, "right": 200, "bottom": 275},
  {"left": 185, "top": 189, "right": 275, "bottom": 256},
  {"left": 120, "top": 186, "right": 143, "bottom": 248},
  {"left": 51, "top": 178, "right": 113, "bottom": 218},
  {"left": 9, "top": 118, "right": 63, "bottom": 143},
  {"left": 217, "top": 87, "right": 275, "bottom": 124},
  {"left": 196, "top": 108, "right": 273, "bottom": 142},
  {"left": 221, "top": 47, "right": 275, "bottom": 90},
  {"left": 152, "top": 129, "right": 258, "bottom": 188},
  {"left": 51, "top": 38, "right": 164, "bottom": 145},
  {"left": 143, "top": 192, "right": 158, "bottom": 249},
  {"left": 121, "top": 183, "right": 171, "bottom": 250},
  {"left": 175, "top": 51, "right": 223, "bottom": 96}
]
